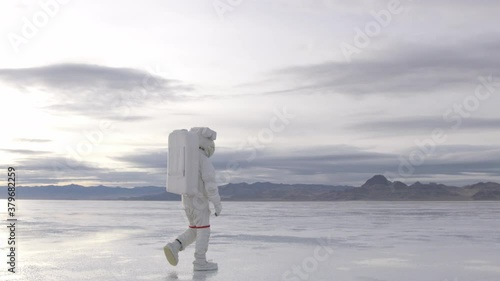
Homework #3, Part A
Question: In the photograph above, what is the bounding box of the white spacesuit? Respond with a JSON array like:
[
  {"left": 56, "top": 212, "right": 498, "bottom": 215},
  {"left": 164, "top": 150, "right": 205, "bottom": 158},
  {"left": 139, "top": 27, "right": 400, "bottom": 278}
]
[{"left": 164, "top": 127, "right": 222, "bottom": 271}]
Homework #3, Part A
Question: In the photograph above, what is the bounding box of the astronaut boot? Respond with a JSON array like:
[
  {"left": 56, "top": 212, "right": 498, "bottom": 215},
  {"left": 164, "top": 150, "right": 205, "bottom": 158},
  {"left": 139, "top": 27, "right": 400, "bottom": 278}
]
[
  {"left": 193, "top": 228, "right": 218, "bottom": 271},
  {"left": 164, "top": 239, "right": 182, "bottom": 266},
  {"left": 193, "top": 260, "right": 218, "bottom": 271}
]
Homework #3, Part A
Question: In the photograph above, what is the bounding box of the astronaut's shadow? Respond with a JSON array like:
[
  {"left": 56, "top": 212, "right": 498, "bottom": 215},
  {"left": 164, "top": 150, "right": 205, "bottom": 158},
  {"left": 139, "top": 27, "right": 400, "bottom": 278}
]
[
  {"left": 165, "top": 270, "right": 218, "bottom": 281},
  {"left": 192, "top": 270, "right": 218, "bottom": 281}
]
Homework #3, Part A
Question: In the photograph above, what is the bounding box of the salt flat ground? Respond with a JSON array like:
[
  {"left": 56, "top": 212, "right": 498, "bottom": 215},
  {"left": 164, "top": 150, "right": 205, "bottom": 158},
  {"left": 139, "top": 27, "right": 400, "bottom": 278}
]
[{"left": 0, "top": 200, "right": 499, "bottom": 281}]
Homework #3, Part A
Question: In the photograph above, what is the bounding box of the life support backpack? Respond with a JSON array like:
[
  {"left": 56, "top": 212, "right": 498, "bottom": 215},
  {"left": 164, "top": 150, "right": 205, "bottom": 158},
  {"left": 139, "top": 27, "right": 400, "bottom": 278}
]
[{"left": 166, "top": 129, "right": 200, "bottom": 196}]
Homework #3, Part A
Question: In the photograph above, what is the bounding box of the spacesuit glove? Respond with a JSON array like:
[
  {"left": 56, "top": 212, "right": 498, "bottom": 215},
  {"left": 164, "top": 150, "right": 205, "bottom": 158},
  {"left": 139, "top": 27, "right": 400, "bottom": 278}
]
[{"left": 214, "top": 203, "right": 222, "bottom": 216}]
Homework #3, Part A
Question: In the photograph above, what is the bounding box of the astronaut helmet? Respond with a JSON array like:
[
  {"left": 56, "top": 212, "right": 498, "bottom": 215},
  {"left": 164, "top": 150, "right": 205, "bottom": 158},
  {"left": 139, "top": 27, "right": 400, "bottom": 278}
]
[{"left": 190, "top": 127, "right": 217, "bottom": 157}]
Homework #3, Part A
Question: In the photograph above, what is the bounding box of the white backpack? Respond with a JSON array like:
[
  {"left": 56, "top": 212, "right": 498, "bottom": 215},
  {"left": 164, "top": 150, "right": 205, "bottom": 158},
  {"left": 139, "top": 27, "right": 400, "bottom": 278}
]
[{"left": 166, "top": 129, "right": 199, "bottom": 196}]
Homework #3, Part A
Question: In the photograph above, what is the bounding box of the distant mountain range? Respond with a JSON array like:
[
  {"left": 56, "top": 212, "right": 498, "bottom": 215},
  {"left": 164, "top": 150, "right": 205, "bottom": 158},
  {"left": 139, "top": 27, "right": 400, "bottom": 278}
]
[{"left": 2, "top": 175, "right": 500, "bottom": 201}]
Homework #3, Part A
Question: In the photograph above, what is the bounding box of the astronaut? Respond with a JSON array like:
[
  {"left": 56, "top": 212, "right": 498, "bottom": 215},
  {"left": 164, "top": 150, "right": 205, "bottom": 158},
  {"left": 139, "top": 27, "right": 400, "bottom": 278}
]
[{"left": 164, "top": 127, "right": 222, "bottom": 271}]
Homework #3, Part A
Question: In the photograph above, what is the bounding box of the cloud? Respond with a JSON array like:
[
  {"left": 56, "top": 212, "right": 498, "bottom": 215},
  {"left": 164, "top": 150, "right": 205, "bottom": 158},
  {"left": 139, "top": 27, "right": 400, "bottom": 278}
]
[
  {"left": 266, "top": 38, "right": 500, "bottom": 96},
  {"left": 16, "top": 138, "right": 52, "bottom": 143},
  {"left": 11, "top": 155, "right": 164, "bottom": 187},
  {"left": 106, "top": 144, "right": 500, "bottom": 185},
  {"left": 19, "top": 156, "right": 102, "bottom": 172},
  {"left": 212, "top": 144, "right": 500, "bottom": 185},
  {"left": 0, "top": 63, "right": 192, "bottom": 117},
  {"left": 103, "top": 115, "right": 153, "bottom": 122},
  {"left": 1, "top": 149, "right": 50, "bottom": 155},
  {"left": 385, "top": 144, "right": 500, "bottom": 184},
  {"left": 109, "top": 145, "right": 392, "bottom": 179},
  {"left": 6, "top": 144, "right": 500, "bottom": 187},
  {"left": 112, "top": 149, "right": 167, "bottom": 169},
  {"left": 9, "top": 156, "right": 101, "bottom": 184},
  {"left": 213, "top": 145, "right": 400, "bottom": 179},
  {"left": 354, "top": 258, "right": 412, "bottom": 268},
  {"left": 347, "top": 117, "right": 500, "bottom": 134}
]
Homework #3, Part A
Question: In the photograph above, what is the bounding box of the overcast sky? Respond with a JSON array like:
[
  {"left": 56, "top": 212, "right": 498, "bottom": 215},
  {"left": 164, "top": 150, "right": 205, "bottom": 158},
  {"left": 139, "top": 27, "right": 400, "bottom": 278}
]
[{"left": 1, "top": 0, "right": 499, "bottom": 187}]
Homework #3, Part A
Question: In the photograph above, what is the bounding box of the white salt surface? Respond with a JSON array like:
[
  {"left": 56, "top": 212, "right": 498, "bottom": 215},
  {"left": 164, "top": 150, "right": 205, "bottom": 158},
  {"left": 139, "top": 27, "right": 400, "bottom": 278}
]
[{"left": 1, "top": 200, "right": 499, "bottom": 281}]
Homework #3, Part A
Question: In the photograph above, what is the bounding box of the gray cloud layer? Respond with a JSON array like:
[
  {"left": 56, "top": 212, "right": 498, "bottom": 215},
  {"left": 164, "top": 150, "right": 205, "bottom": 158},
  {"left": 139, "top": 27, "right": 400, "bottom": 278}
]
[
  {"left": 0, "top": 63, "right": 191, "bottom": 117},
  {"left": 1, "top": 149, "right": 50, "bottom": 155},
  {"left": 3, "top": 142, "right": 499, "bottom": 186},
  {"left": 16, "top": 138, "right": 52, "bottom": 143},
  {"left": 104, "top": 144, "right": 500, "bottom": 186},
  {"left": 268, "top": 38, "right": 500, "bottom": 96},
  {"left": 14, "top": 155, "right": 165, "bottom": 187},
  {"left": 112, "top": 149, "right": 167, "bottom": 169},
  {"left": 347, "top": 117, "right": 500, "bottom": 134}
]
